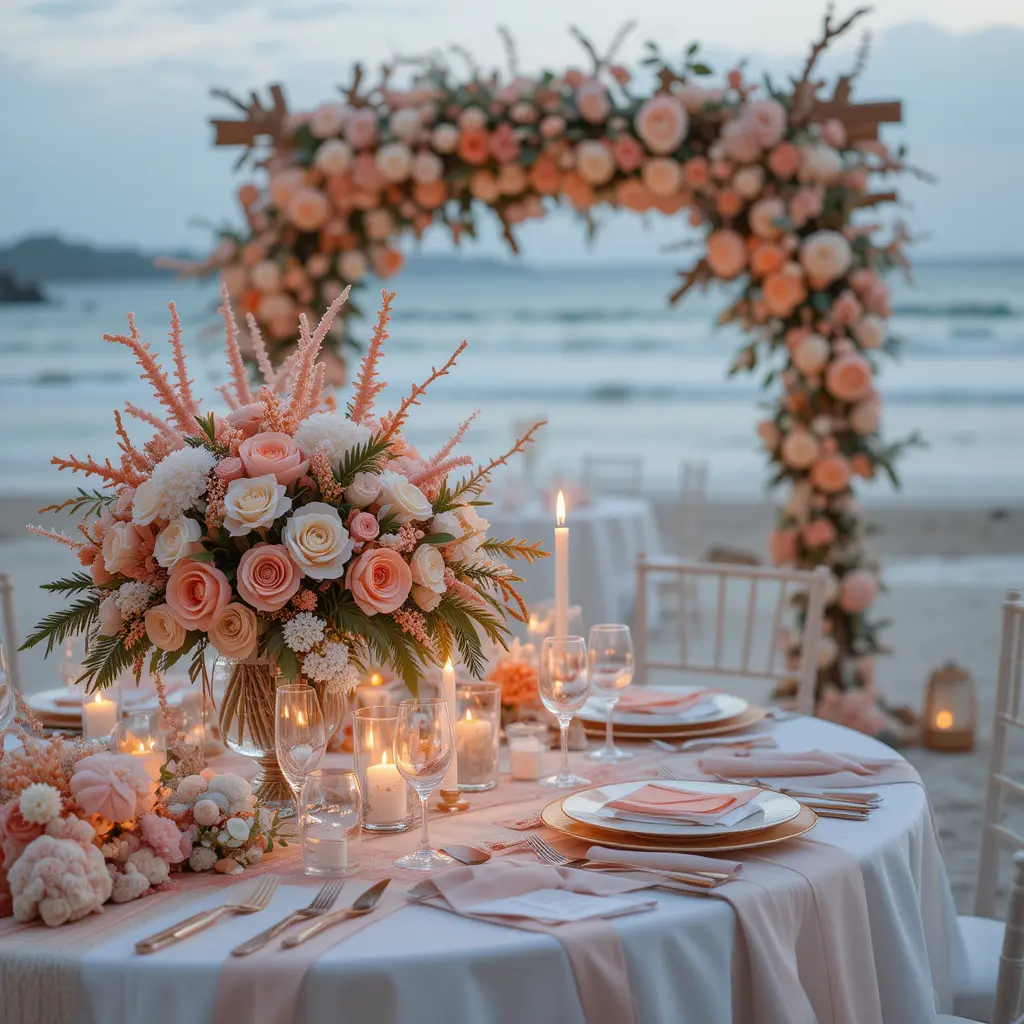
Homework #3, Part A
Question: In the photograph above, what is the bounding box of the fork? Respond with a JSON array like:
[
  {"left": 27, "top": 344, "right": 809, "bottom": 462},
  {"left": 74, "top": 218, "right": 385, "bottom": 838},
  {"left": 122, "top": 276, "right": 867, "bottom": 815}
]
[
  {"left": 230, "top": 879, "right": 345, "bottom": 956},
  {"left": 136, "top": 875, "right": 280, "bottom": 954}
]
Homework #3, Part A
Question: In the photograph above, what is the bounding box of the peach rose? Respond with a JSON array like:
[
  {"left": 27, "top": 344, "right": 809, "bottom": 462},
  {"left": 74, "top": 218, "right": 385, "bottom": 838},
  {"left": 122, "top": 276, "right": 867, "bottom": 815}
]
[
  {"left": 634, "top": 95, "right": 688, "bottom": 155},
  {"left": 166, "top": 560, "right": 232, "bottom": 630},
  {"left": 799, "top": 230, "right": 853, "bottom": 288},
  {"left": 215, "top": 458, "right": 245, "bottom": 484},
  {"left": 810, "top": 454, "right": 852, "bottom": 493},
  {"left": 780, "top": 429, "right": 820, "bottom": 470},
  {"left": 0, "top": 803, "right": 43, "bottom": 846},
  {"left": 757, "top": 420, "right": 780, "bottom": 450},
  {"left": 102, "top": 521, "right": 148, "bottom": 575},
  {"left": 210, "top": 603, "right": 259, "bottom": 660},
  {"left": 345, "top": 548, "right": 413, "bottom": 616},
  {"left": 720, "top": 118, "right": 761, "bottom": 163},
  {"left": 239, "top": 432, "right": 309, "bottom": 486},
  {"left": 750, "top": 243, "right": 785, "bottom": 278},
  {"left": 575, "top": 140, "right": 615, "bottom": 185},
  {"left": 576, "top": 79, "right": 610, "bottom": 123},
  {"left": 768, "top": 529, "right": 799, "bottom": 566},
  {"left": 831, "top": 290, "right": 862, "bottom": 326},
  {"left": 825, "top": 353, "right": 873, "bottom": 403},
  {"left": 791, "top": 333, "right": 830, "bottom": 375},
  {"left": 457, "top": 129, "right": 490, "bottom": 165},
  {"left": 612, "top": 135, "right": 643, "bottom": 173},
  {"left": 849, "top": 401, "right": 880, "bottom": 435},
  {"left": 345, "top": 108, "right": 378, "bottom": 149},
  {"left": 715, "top": 189, "right": 742, "bottom": 218},
  {"left": 371, "top": 246, "right": 405, "bottom": 278},
  {"left": 497, "top": 164, "right": 527, "bottom": 196},
  {"left": 314, "top": 139, "right": 352, "bottom": 176},
  {"left": 820, "top": 118, "right": 847, "bottom": 148},
  {"left": 145, "top": 604, "right": 186, "bottom": 651},
  {"left": 529, "top": 157, "right": 560, "bottom": 195},
  {"left": 799, "top": 143, "right": 842, "bottom": 185},
  {"left": 763, "top": 264, "right": 807, "bottom": 317},
  {"left": 854, "top": 314, "right": 886, "bottom": 350},
  {"left": 802, "top": 518, "right": 837, "bottom": 548},
  {"left": 642, "top": 157, "right": 682, "bottom": 198},
  {"left": 617, "top": 179, "right": 653, "bottom": 212},
  {"left": 414, "top": 180, "right": 447, "bottom": 210},
  {"left": 286, "top": 188, "right": 329, "bottom": 232},
  {"left": 236, "top": 543, "right": 301, "bottom": 613},
  {"left": 432, "top": 123, "right": 459, "bottom": 153},
  {"left": 767, "top": 142, "right": 801, "bottom": 180},
  {"left": 561, "top": 172, "right": 594, "bottom": 211},
  {"left": 682, "top": 156, "right": 710, "bottom": 189},
  {"left": 539, "top": 115, "right": 565, "bottom": 140},
  {"left": 733, "top": 165, "right": 764, "bottom": 200},
  {"left": 223, "top": 475, "right": 292, "bottom": 537},
  {"left": 489, "top": 123, "right": 520, "bottom": 164},
  {"left": 412, "top": 150, "right": 443, "bottom": 184},
  {"left": 749, "top": 197, "right": 786, "bottom": 239},
  {"left": 838, "top": 570, "right": 878, "bottom": 614},
  {"left": 705, "top": 229, "right": 747, "bottom": 279},
  {"left": 743, "top": 98, "right": 787, "bottom": 148},
  {"left": 268, "top": 168, "right": 305, "bottom": 208},
  {"left": 349, "top": 511, "right": 379, "bottom": 543}
]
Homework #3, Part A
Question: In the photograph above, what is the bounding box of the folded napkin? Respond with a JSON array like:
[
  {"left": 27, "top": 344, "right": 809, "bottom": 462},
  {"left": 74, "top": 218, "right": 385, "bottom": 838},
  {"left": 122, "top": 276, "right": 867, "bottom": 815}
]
[
  {"left": 698, "top": 749, "right": 898, "bottom": 781},
  {"left": 603, "top": 783, "right": 761, "bottom": 826},
  {"left": 467, "top": 888, "right": 655, "bottom": 924},
  {"left": 617, "top": 688, "right": 718, "bottom": 715},
  {"left": 584, "top": 846, "right": 743, "bottom": 879}
]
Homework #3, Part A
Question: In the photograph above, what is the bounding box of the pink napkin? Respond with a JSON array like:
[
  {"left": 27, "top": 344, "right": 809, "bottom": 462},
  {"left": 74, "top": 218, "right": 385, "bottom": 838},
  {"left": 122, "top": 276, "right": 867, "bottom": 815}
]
[
  {"left": 584, "top": 846, "right": 743, "bottom": 878},
  {"left": 617, "top": 689, "right": 717, "bottom": 714},
  {"left": 698, "top": 749, "right": 897, "bottom": 780},
  {"left": 605, "top": 783, "right": 760, "bottom": 822}
]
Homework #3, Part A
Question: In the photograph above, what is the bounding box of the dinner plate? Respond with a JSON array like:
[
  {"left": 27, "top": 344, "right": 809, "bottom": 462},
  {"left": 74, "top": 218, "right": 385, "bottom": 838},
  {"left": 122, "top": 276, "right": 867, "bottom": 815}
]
[
  {"left": 541, "top": 798, "right": 818, "bottom": 853},
  {"left": 26, "top": 686, "right": 189, "bottom": 723},
  {"left": 578, "top": 687, "right": 748, "bottom": 728},
  {"left": 562, "top": 779, "right": 802, "bottom": 839},
  {"left": 582, "top": 703, "right": 766, "bottom": 740}
]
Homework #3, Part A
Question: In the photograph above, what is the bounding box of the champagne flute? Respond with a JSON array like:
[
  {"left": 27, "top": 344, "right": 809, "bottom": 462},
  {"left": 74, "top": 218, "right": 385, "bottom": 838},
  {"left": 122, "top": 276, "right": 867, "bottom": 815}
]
[
  {"left": 275, "top": 684, "right": 327, "bottom": 813},
  {"left": 393, "top": 698, "right": 454, "bottom": 870},
  {"left": 586, "top": 624, "right": 635, "bottom": 763},
  {"left": 538, "top": 636, "right": 591, "bottom": 788}
]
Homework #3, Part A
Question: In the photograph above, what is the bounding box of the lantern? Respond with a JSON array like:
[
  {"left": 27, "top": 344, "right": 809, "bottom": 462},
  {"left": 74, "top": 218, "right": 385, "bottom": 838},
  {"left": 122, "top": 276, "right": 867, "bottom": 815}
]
[{"left": 922, "top": 661, "right": 977, "bottom": 752}]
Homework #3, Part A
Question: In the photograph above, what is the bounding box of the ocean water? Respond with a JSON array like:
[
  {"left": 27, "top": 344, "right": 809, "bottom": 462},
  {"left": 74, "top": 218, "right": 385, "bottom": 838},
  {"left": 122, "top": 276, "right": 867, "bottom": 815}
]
[{"left": 1, "top": 259, "right": 1022, "bottom": 501}]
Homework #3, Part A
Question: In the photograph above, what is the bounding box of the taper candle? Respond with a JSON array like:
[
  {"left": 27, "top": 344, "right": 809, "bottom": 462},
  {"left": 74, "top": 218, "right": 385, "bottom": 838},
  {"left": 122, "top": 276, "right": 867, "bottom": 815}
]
[
  {"left": 440, "top": 658, "right": 460, "bottom": 793},
  {"left": 555, "top": 490, "right": 569, "bottom": 638}
]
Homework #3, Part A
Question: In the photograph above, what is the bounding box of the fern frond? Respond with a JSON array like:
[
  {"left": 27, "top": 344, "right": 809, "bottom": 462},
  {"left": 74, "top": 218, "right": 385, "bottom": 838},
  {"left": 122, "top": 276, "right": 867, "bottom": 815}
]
[
  {"left": 479, "top": 538, "right": 550, "bottom": 564},
  {"left": 39, "top": 572, "right": 101, "bottom": 596},
  {"left": 21, "top": 597, "right": 100, "bottom": 655},
  {"left": 81, "top": 632, "right": 150, "bottom": 692},
  {"left": 337, "top": 435, "right": 392, "bottom": 486},
  {"left": 40, "top": 488, "right": 118, "bottom": 518}
]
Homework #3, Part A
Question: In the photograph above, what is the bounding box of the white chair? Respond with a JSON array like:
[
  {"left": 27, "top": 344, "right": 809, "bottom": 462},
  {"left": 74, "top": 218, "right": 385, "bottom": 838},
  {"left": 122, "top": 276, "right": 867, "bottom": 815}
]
[
  {"left": 0, "top": 572, "right": 21, "bottom": 692},
  {"left": 941, "top": 849, "right": 1024, "bottom": 1024},
  {"left": 633, "top": 556, "right": 829, "bottom": 716},
  {"left": 676, "top": 460, "right": 708, "bottom": 561},
  {"left": 951, "top": 590, "right": 1024, "bottom": 1022},
  {"left": 581, "top": 455, "right": 643, "bottom": 496}
]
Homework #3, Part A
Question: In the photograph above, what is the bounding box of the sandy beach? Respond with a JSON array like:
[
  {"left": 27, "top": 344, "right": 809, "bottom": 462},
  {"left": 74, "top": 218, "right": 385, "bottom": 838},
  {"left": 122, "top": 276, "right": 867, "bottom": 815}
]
[{"left": 2, "top": 492, "right": 1022, "bottom": 912}]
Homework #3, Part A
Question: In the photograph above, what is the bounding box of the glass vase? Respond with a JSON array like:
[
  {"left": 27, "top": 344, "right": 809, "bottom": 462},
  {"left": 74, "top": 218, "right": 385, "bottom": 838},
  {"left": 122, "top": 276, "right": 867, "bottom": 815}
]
[{"left": 352, "top": 706, "right": 413, "bottom": 832}]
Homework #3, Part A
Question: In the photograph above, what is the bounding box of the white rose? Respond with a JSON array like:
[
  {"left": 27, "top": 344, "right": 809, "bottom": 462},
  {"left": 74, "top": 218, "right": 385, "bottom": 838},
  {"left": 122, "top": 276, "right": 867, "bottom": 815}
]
[
  {"left": 345, "top": 471, "right": 381, "bottom": 507},
  {"left": 853, "top": 314, "right": 886, "bottom": 350},
  {"left": 749, "top": 197, "right": 786, "bottom": 240},
  {"left": 377, "top": 470, "right": 431, "bottom": 525},
  {"left": 222, "top": 475, "right": 292, "bottom": 537},
  {"left": 799, "top": 143, "right": 842, "bottom": 185},
  {"left": 314, "top": 139, "right": 353, "bottom": 175},
  {"left": 250, "top": 260, "right": 281, "bottom": 293},
  {"left": 429, "top": 511, "right": 461, "bottom": 538},
  {"left": 733, "top": 165, "right": 764, "bottom": 200},
  {"left": 457, "top": 106, "right": 487, "bottom": 131},
  {"left": 376, "top": 142, "right": 413, "bottom": 183},
  {"left": 102, "top": 520, "right": 143, "bottom": 573},
  {"left": 282, "top": 502, "right": 354, "bottom": 579},
  {"left": 339, "top": 250, "right": 368, "bottom": 282},
  {"left": 309, "top": 102, "right": 348, "bottom": 139},
  {"left": 449, "top": 504, "right": 490, "bottom": 561},
  {"left": 799, "top": 230, "right": 853, "bottom": 288},
  {"left": 412, "top": 583, "right": 442, "bottom": 612},
  {"left": 154, "top": 516, "right": 203, "bottom": 569},
  {"left": 389, "top": 107, "right": 422, "bottom": 142},
  {"left": 575, "top": 140, "right": 615, "bottom": 185},
  {"left": 780, "top": 430, "right": 820, "bottom": 470},
  {"left": 98, "top": 595, "right": 123, "bottom": 637},
  {"left": 411, "top": 150, "right": 443, "bottom": 184},
  {"left": 791, "top": 334, "right": 830, "bottom": 376},
  {"left": 432, "top": 123, "right": 459, "bottom": 153},
  {"left": 131, "top": 478, "right": 162, "bottom": 526},
  {"left": 409, "top": 543, "right": 446, "bottom": 595}
]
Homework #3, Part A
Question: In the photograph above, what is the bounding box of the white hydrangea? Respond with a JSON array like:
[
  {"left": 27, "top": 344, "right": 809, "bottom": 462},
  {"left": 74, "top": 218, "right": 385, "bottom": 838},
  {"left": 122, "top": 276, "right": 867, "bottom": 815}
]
[
  {"left": 294, "top": 413, "right": 372, "bottom": 470},
  {"left": 301, "top": 641, "right": 351, "bottom": 685},
  {"left": 282, "top": 612, "right": 327, "bottom": 653},
  {"left": 136, "top": 447, "right": 216, "bottom": 523},
  {"left": 18, "top": 783, "right": 63, "bottom": 825},
  {"left": 326, "top": 663, "right": 360, "bottom": 697},
  {"left": 115, "top": 581, "right": 154, "bottom": 617}
]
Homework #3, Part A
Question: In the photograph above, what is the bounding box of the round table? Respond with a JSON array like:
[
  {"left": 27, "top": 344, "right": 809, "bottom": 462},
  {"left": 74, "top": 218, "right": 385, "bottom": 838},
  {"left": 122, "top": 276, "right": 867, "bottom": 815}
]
[
  {"left": 0, "top": 718, "right": 963, "bottom": 1024},
  {"left": 485, "top": 496, "right": 663, "bottom": 631}
]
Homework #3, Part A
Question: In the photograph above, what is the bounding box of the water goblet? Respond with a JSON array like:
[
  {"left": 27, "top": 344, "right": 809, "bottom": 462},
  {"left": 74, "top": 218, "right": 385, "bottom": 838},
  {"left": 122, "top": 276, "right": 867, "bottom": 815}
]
[
  {"left": 392, "top": 698, "right": 454, "bottom": 870},
  {"left": 586, "top": 624, "right": 635, "bottom": 763},
  {"left": 275, "top": 684, "right": 327, "bottom": 813},
  {"left": 538, "top": 636, "right": 591, "bottom": 788}
]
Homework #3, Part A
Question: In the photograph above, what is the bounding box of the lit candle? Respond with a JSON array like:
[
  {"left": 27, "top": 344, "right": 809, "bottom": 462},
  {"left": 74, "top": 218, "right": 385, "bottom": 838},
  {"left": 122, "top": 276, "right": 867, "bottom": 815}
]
[
  {"left": 130, "top": 740, "right": 164, "bottom": 782},
  {"left": 365, "top": 751, "right": 406, "bottom": 825},
  {"left": 455, "top": 709, "right": 494, "bottom": 788},
  {"left": 555, "top": 490, "right": 569, "bottom": 638},
  {"left": 83, "top": 692, "right": 118, "bottom": 741},
  {"left": 356, "top": 673, "right": 392, "bottom": 710},
  {"left": 935, "top": 710, "right": 953, "bottom": 730},
  {"left": 440, "top": 658, "right": 460, "bottom": 793}
]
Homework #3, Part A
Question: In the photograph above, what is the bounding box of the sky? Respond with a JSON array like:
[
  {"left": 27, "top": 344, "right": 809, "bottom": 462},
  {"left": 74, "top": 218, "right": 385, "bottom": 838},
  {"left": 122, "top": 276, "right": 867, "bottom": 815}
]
[{"left": 1, "top": 0, "right": 1022, "bottom": 262}]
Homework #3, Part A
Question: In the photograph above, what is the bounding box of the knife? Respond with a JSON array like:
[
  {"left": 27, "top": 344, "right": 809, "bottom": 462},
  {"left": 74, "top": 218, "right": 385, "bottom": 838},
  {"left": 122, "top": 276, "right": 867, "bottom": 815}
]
[{"left": 282, "top": 879, "right": 391, "bottom": 947}]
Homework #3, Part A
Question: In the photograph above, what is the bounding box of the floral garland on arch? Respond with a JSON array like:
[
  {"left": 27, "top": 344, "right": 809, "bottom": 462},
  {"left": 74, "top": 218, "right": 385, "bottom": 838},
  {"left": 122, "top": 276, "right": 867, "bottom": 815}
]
[
  {"left": 21, "top": 287, "right": 547, "bottom": 701},
  {"left": 197, "top": 8, "right": 925, "bottom": 727}
]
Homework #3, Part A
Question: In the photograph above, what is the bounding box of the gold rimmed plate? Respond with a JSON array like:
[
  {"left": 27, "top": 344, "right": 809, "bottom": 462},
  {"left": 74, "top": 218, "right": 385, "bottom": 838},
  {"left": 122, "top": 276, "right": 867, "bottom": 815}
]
[
  {"left": 582, "top": 703, "right": 766, "bottom": 740},
  {"left": 541, "top": 797, "right": 817, "bottom": 853}
]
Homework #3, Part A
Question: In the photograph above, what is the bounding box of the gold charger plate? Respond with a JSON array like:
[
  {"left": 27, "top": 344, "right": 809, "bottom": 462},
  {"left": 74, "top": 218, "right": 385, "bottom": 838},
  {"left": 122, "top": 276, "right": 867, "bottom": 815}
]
[
  {"left": 541, "top": 797, "right": 817, "bottom": 853},
  {"left": 582, "top": 703, "right": 766, "bottom": 740}
]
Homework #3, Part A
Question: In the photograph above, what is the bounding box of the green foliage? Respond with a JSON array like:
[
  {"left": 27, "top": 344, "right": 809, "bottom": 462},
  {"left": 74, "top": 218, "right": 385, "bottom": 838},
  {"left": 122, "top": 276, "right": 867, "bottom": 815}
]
[
  {"left": 337, "top": 436, "right": 392, "bottom": 487},
  {"left": 40, "top": 571, "right": 102, "bottom": 596},
  {"left": 48, "top": 488, "right": 117, "bottom": 518},
  {"left": 479, "top": 538, "right": 549, "bottom": 564},
  {"left": 419, "top": 532, "right": 456, "bottom": 546},
  {"left": 434, "top": 594, "right": 509, "bottom": 678},
  {"left": 21, "top": 596, "right": 101, "bottom": 655},
  {"left": 81, "top": 632, "right": 150, "bottom": 692}
]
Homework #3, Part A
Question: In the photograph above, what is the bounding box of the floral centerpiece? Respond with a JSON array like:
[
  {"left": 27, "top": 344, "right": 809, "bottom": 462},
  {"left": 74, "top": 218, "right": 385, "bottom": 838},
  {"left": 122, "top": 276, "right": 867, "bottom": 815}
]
[{"left": 23, "top": 288, "right": 547, "bottom": 798}]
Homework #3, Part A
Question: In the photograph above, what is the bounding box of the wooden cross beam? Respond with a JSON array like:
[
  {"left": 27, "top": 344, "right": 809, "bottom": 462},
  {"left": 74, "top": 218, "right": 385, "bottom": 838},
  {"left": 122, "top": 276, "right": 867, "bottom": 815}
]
[
  {"left": 807, "top": 98, "right": 902, "bottom": 141},
  {"left": 211, "top": 84, "right": 290, "bottom": 148}
]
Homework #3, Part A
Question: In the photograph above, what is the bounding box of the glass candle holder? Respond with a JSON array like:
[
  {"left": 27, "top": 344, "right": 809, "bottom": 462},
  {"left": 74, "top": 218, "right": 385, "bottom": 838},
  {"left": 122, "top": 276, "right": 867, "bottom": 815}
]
[
  {"left": 82, "top": 689, "right": 120, "bottom": 743},
  {"left": 117, "top": 712, "right": 167, "bottom": 781},
  {"left": 352, "top": 707, "right": 414, "bottom": 832},
  {"left": 299, "top": 769, "right": 362, "bottom": 877},
  {"left": 506, "top": 721, "right": 549, "bottom": 781},
  {"left": 455, "top": 682, "right": 500, "bottom": 791}
]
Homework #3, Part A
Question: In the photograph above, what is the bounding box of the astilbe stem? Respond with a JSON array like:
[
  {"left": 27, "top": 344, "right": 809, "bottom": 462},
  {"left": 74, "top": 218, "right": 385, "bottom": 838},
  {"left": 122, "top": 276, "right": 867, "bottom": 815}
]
[
  {"left": 378, "top": 341, "right": 469, "bottom": 447},
  {"left": 309, "top": 448, "right": 345, "bottom": 504},
  {"left": 350, "top": 290, "right": 394, "bottom": 424},
  {"left": 425, "top": 410, "right": 479, "bottom": 470},
  {"left": 410, "top": 455, "right": 474, "bottom": 489},
  {"left": 284, "top": 288, "right": 351, "bottom": 429},
  {"left": 453, "top": 419, "right": 546, "bottom": 499},
  {"left": 392, "top": 608, "right": 439, "bottom": 660},
  {"left": 50, "top": 453, "right": 133, "bottom": 486},
  {"left": 219, "top": 286, "right": 254, "bottom": 408},
  {"left": 27, "top": 525, "right": 87, "bottom": 550},
  {"left": 167, "top": 301, "right": 200, "bottom": 418},
  {"left": 246, "top": 312, "right": 276, "bottom": 387}
]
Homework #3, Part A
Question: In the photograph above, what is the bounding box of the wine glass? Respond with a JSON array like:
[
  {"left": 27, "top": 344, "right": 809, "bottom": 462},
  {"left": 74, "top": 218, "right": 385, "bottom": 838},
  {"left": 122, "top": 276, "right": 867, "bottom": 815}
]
[
  {"left": 538, "top": 636, "right": 591, "bottom": 788},
  {"left": 392, "top": 698, "right": 454, "bottom": 870},
  {"left": 586, "top": 624, "right": 635, "bottom": 763},
  {"left": 0, "top": 642, "right": 15, "bottom": 735},
  {"left": 275, "top": 684, "right": 327, "bottom": 812}
]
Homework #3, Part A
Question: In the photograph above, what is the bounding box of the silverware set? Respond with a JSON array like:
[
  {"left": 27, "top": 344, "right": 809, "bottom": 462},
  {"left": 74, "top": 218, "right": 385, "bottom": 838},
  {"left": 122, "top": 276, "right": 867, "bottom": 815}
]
[{"left": 135, "top": 876, "right": 391, "bottom": 955}]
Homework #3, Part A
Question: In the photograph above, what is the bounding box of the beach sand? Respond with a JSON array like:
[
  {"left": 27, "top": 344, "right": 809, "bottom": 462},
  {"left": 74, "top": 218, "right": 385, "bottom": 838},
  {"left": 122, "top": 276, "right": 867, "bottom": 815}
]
[{"left": 1, "top": 493, "right": 1022, "bottom": 913}]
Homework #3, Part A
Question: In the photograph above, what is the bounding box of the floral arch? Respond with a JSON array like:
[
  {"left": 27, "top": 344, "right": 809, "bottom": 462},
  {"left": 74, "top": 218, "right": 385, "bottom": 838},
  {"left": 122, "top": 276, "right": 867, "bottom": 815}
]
[{"left": 201, "top": 8, "right": 920, "bottom": 725}]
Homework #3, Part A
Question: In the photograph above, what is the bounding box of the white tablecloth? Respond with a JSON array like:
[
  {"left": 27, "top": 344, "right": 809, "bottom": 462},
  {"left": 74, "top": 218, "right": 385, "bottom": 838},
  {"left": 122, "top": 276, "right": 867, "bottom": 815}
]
[
  {"left": 486, "top": 496, "right": 663, "bottom": 631},
  {"left": 2, "top": 718, "right": 966, "bottom": 1024}
]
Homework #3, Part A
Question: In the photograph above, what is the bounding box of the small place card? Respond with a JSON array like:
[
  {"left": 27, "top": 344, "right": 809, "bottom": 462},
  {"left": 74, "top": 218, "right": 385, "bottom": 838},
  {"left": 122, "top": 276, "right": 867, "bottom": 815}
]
[{"left": 467, "top": 888, "right": 654, "bottom": 924}]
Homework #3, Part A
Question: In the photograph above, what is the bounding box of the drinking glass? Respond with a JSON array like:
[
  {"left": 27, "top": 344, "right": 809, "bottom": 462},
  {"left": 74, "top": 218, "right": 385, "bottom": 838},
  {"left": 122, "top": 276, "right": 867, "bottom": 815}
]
[
  {"left": 0, "top": 642, "right": 15, "bottom": 734},
  {"left": 275, "top": 684, "right": 327, "bottom": 811},
  {"left": 538, "top": 636, "right": 591, "bottom": 788},
  {"left": 586, "top": 624, "right": 635, "bottom": 763},
  {"left": 299, "top": 769, "right": 362, "bottom": 876},
  {"left": 392, "top": 698, "right": 454, "bottom": 870}
]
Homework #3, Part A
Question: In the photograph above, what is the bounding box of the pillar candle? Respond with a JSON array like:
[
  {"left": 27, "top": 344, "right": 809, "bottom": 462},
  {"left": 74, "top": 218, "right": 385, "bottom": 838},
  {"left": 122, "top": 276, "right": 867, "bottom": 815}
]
[
  {"left": 555, "top": 490, "right": 569, "bottom": 638},
  {"left": 83, "top": 692, "right": 118, "bottom": 741},
  {"left": 365, "top": 752, "right": 407, "bottom": 824},
  {"left": 440, "top": 659, "right": 460, "bottom": 792}
]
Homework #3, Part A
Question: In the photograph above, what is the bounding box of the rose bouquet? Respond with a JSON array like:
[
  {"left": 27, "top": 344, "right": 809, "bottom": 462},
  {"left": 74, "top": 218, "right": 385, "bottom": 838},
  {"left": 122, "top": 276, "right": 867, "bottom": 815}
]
[{"left": 22, "top": 288, "right": 546, "bottom": 774}]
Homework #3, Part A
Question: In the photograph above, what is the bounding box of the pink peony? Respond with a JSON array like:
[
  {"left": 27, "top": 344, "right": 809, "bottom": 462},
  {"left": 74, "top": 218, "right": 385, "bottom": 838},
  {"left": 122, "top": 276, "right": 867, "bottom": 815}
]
[
  {"left": 803, "top": 518, "right": 837, "bottom": 548},
  {"left": 349, "top": 511, "right": 380, "bottom": 543},
  {"left": 634, "top": 95, "right": 688, "bottom": 155},
  {"left": 612, "top": 134, "right": 644, "bottom": 173},
  {"left": 838, "top": 570, "right": 878, "bottom": 614},
  {"left": 140, "top": 813, "right": 187, "bottom": 865},
  {"left": 345, "top": 548, "right": 413, "bottom": 616},
  {"left": 743, "top": 98, "right": 787, "bottom": 148},
  {"left": 70, "top": 753, "right": 155, "bottom": 824},
  {"left": 810, "top": 455, "right": 852, "bottom": 494},
  {"left": 239, "top": 432, "right": 309, "bottom": 486},
  {"left": 236, "top": 543, "right": 301, "bottom": 613},
  {"left": 226, "top": 403, "right": 265, "bottom": 438},
  {"left": 8, "top": 835, "right": 112, "bottom": 926},
  {"left": 575, "top": 79, "right": 610, "bottom": 124},
  {"left": 768, "top": 529, "right": 799, "bottom": 566},
  {"left": 831, "top": 290, "right": 863, "bottom": 326},
  {"left": 789, "top": 187, "right": 824, "bottom": 229},
  {"left": 166, "top": 560, "right": 232, "bottom": 631},
  {"left": 825, "top": 353, "right": 873, "bottom": 403},
  {"left": 705, "top": 229, "right": 747, "bottom": 279}
]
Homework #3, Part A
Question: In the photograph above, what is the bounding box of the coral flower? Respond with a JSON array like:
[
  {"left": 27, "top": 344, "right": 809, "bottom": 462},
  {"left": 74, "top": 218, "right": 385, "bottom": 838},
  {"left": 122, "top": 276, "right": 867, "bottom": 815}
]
[
  {"left": 810, "top": 454, "right": 852, "bottom": 494},
  {"left": 529, "top": 157, "right": 560, "bottom": 195},
  {"left": 457, "top": 129, "right": 490, "bottom": 165}
]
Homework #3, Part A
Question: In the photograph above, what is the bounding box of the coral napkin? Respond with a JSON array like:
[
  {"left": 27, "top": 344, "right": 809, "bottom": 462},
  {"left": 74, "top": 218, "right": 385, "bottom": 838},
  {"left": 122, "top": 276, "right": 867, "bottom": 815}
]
[
  {"left": 604, "top": 783, "right": 761, "bottom": 824},
  {"left": 616, "top": 689, "right": 717, "bottom": 714},
  {"left": 697, "top": 749, "right": 905, "bottom": 788}
]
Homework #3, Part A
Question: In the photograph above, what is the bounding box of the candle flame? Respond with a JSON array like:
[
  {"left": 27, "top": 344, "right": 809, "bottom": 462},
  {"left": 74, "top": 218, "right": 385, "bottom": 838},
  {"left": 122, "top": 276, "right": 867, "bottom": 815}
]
[
  {"left": 93, "top": 692, "right": 103, "bottom": 705},
  {"left": 556, "top": 490, "right": 566, "bottom": 526},
  {"left": 381, "top": 751, "right": 389, "bottom": 765},
  {"left": 444, "top": 658, "right": 454, "bottom": 673},
  {"left": 369, "top": 672, "right": 383, "bottom": 687},
  {"left": 465, "top": 709, "right": 474, "bottom": 722},
  {"left": 936, "top": 710, "right": 954, "bottom": 730},
  {"left": 135, "top": 741, "right": 145, "bottom": 754}
]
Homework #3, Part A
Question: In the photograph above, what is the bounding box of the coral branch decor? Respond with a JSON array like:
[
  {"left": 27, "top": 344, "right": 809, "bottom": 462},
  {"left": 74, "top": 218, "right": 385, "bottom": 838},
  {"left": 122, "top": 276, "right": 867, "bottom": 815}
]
[
  {"left": 22, "top": 287, "right": 548, "bottom": 796},
  {"left": 200, "top": 7, "right": 922, "bottom": 723}
]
